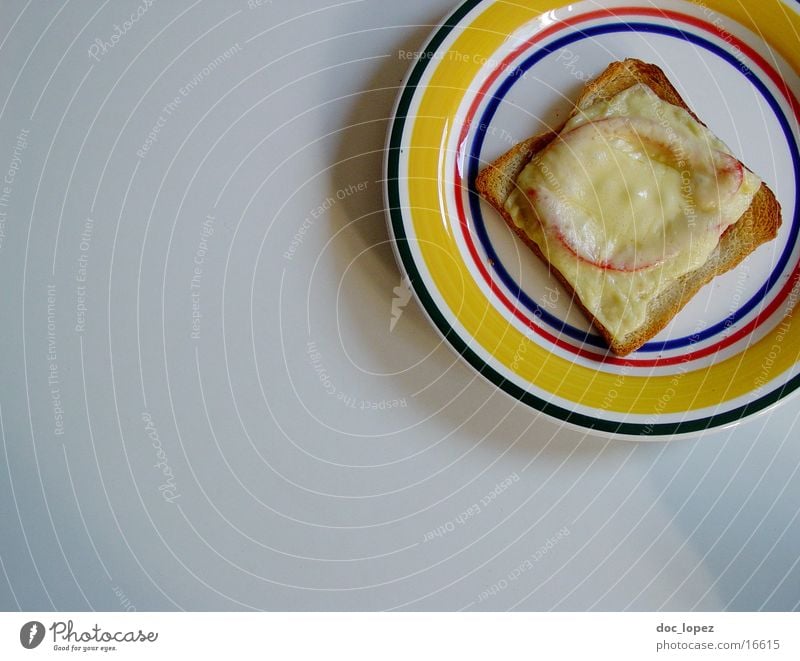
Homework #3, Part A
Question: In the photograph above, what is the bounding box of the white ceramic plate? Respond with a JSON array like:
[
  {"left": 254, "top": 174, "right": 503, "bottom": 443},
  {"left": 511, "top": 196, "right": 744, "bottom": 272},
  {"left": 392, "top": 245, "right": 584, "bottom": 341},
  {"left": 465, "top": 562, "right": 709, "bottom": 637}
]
[{"left": 386, "top": 0, "right": 800, "bottom": 437}]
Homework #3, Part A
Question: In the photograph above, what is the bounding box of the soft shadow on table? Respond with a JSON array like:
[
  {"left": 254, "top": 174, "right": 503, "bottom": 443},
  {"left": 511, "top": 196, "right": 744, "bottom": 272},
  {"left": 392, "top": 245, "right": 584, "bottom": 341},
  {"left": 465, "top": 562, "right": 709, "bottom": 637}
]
[{"left": 327, "top": 18, "right": 637, "bottom": 461}]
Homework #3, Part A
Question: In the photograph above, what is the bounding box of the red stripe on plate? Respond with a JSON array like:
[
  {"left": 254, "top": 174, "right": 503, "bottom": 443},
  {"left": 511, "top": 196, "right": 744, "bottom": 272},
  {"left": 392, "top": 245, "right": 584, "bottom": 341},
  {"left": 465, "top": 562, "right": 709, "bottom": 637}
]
[{"left": 452, "top": 6, "right": 799, "bottom": 367}]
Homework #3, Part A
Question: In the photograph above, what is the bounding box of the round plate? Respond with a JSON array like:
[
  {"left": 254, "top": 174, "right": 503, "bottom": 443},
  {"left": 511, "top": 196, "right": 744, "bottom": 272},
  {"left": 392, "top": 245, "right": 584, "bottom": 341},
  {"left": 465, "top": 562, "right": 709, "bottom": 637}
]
[{"left": 385, "top": 0, "right": 800, "bottom": 438}]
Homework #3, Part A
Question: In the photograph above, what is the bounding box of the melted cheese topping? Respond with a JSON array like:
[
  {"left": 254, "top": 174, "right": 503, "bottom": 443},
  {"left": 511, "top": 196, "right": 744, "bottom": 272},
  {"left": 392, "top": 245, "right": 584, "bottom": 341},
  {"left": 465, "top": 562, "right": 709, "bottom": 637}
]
[{"left": 505, "top": 84, "right": 761, "bottom": 342}]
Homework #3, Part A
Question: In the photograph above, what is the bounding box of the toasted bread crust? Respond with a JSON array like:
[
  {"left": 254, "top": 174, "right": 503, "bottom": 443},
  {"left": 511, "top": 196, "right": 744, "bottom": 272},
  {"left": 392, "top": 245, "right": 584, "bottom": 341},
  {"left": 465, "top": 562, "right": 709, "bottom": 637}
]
[{"left": 475, "top": 58, "right": 782, "bottom": 356}]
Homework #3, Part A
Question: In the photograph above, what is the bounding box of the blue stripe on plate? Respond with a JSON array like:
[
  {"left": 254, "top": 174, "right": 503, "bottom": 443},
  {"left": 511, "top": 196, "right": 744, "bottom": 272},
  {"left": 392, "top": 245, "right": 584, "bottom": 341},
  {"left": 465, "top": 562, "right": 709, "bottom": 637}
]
[{"left": 467, "top": 22, "right": 799, "bottom": 353}]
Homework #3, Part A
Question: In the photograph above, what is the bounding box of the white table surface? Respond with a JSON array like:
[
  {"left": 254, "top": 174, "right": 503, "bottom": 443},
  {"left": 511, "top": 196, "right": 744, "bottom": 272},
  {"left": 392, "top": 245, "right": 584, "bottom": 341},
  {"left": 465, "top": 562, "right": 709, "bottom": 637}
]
[{"left": 0, "top": 0, "right": 798, "bottom": 612}]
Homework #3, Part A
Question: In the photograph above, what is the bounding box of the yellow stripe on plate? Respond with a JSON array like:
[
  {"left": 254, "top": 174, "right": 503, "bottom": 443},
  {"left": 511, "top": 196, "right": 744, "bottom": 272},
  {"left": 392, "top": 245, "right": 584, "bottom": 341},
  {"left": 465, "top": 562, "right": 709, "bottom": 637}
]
[{"left": 406, "top": 0, "right": 800, "bottom": 415}]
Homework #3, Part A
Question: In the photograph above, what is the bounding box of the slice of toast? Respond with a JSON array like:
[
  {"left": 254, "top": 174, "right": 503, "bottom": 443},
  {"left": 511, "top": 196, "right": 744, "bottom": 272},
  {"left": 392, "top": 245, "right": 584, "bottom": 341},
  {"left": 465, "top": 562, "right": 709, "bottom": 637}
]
[{"left": 475, "top": 59, "right": 782, "bottom": 356}]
